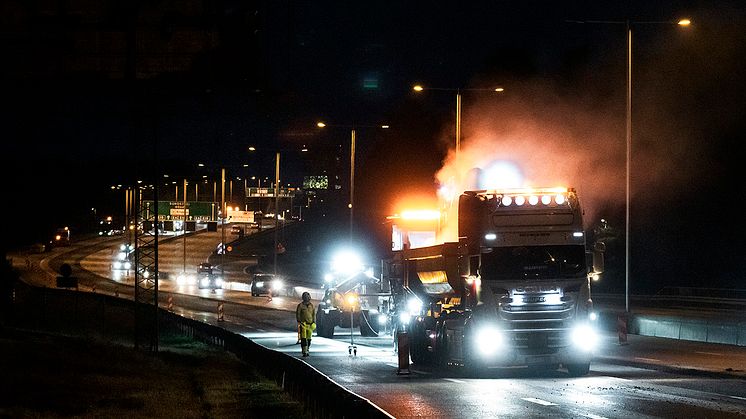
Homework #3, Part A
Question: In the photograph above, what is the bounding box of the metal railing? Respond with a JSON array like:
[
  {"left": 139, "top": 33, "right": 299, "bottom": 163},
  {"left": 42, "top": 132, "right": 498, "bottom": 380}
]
[{"left": 4, "top": 281, "right": 393, "bottom": 419}]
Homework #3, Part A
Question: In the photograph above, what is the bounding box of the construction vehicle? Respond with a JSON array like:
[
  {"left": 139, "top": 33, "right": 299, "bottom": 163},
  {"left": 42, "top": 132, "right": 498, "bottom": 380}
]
[
  {"left": 385, "top": 187, "right": 604, "bottom": 376},
  {"left": 315, "top": 249, "right": 387, "bottom": 339}
]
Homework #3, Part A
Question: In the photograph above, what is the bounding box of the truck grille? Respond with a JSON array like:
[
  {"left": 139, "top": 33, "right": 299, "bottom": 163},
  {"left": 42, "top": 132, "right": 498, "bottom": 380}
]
[{"left": 499, "top": 300, "right": 577, "bottom": 351}]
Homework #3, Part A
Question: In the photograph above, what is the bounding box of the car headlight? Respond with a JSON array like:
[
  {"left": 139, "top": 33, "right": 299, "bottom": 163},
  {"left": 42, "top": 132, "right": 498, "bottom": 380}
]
[
  {"left": 200, "top": 277, "right": 209, "bottom": 287},
  {"left": 124, "top": 262, "right": 131, "bottom": 270},
  {"left": 474, "top": 327, "right": 503, "bottom": 356},
  {"left": 398, "top": 312, "right": 411, "bottom": 324},
  {"left": 255, "top": 281, "right": 264, "bottom": 288},
  {"left": 113, "top": 261, "right": 122, "bottom": 270},
  {"left": 215, "top": 277, "right": 223, "bottom": 287},
  {"left": 571, "top": 324, "right": 598, "bottom": 352},
  {"left": 271, "top": 279, "right": 284, "bottom": 290}
]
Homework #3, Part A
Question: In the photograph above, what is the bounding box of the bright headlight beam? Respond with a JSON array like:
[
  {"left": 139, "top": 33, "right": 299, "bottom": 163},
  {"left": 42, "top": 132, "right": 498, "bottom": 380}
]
[
  {"left": 475, "top": 327, "right": 502, "bottom": 356},
  {"left": 572, "top": 324, "right": 598, "bottom": 351}
]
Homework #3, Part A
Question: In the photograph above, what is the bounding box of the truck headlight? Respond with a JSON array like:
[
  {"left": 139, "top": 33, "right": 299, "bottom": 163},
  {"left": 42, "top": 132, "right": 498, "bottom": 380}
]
[
  {"left": 474, "top": 327, "right": 503, "bottom": 356},
  {"left": 571, "top": 324, "right": 598, "bottom": 352},
  {"left": 215, "top": 277, "right": 224, "bottom": 287},
  {"left": 407, "top": 298, "right": 422, "bottom": 315},
  {"left": 200, "top": 277, "right": 209, "bottom": 287}
]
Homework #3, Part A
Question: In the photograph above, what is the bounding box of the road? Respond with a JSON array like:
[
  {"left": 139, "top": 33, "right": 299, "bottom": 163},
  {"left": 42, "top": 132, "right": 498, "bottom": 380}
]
[{"left": 10, "top": 228, "right": 746, "bottom": 418}]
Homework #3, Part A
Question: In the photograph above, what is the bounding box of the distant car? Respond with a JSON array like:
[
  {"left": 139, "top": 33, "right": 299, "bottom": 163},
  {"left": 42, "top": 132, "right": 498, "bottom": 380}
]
[
  {"left": 250, "top": 273, "right": 283, "bottom": 297},
  {"left": 198, "top": 263, "right": 213, "bottom": 275},
  {"left": 51, "top": 227, "right": 71, "bottom": 247},
  {"left": 197, "top": 263, "right": 223, "bottom": 289}
]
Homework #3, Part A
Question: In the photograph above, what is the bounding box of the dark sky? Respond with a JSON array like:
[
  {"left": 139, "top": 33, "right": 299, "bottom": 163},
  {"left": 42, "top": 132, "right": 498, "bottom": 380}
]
[{"left": 2, "top": 1, "right": 744, "bottom": 293}]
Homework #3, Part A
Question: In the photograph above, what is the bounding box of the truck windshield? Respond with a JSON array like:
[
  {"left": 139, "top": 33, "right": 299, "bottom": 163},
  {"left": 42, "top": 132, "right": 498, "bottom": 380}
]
[{"left": 480, "top": 245, "right": 586, "bottom": 280}]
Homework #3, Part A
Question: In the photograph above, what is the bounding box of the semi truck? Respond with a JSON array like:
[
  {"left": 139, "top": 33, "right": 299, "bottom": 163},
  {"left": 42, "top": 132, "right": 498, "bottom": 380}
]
[{"left": 386, "top": 187, "right": 604, "bottom": 376}]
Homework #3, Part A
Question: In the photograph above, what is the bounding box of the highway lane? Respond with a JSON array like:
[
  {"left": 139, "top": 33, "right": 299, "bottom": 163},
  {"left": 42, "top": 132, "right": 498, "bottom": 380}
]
[{"left": 13, "top": 232, "right": 746, "bottom": 418}]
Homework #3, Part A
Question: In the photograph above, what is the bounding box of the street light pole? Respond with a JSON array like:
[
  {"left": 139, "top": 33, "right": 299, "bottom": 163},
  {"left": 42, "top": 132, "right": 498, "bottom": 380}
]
[
  {"left": 183, "top": 178, "right": 187, "bottom": 275},
  {"left": 455, "top": 90, "right": 461, "bottom": 156},
  {"left": 568, "top": 18, "right": 691, "bottom": 313},
  {"left": 274, "top": 152, "right": 280, "bottom": 276},
  {"left": 413, "top": 85, "right": 504, "bottom": 158},
  {"left": 625, "top": 21, "right": 632, "bottom": 313},
  {"left": 317, "top": 121, "right": 389, "bottom": 243},
  {"left": 349, "top": 129, "right": 355, "bottom": 242}
]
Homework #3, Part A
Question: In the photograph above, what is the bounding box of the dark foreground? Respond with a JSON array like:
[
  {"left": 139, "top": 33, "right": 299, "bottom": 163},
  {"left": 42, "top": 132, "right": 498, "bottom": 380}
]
[{"left": 0, "top": 327, "right": 310, "bottom": 418}]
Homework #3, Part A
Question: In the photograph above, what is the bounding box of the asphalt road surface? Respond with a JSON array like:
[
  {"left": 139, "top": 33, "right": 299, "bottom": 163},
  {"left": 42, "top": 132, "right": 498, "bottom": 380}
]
[{"left": 13, "top": 229, "right": 746, "bottom": 418}]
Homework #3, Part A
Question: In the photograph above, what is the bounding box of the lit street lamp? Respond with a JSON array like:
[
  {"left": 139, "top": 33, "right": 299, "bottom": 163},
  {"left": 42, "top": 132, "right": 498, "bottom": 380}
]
[
  {"left": 569, "top": 17, "right": 691, "bottom": 313},
  {"left": 412, "top": 84, "right": 504, "bottom": 156},
  {"left": 317, "top": 121, "right": 390, "bottom": 242}
]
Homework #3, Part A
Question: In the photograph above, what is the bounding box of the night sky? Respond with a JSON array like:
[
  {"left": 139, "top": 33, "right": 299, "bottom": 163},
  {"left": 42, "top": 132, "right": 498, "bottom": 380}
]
[{"left": 2, "top": 1, "right": 744, "bottom": 294}]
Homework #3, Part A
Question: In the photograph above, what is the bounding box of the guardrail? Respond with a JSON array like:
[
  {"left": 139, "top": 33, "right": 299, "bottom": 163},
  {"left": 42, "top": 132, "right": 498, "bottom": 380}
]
[{"left": 5, "top": 281, "right": 392, "bottom": 419}]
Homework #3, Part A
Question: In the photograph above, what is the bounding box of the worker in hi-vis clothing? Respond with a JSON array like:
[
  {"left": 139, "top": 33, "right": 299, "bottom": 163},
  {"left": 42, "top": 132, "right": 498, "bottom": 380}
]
[{"left": 296, "top": 292, "right": 316, "bottom": 357}]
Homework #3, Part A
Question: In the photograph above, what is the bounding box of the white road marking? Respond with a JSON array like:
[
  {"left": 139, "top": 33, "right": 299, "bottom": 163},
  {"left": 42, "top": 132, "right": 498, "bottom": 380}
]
[
  {"left": 443, "top": 378, "right": 466, "bottom": 384},
  {"left": 582, "top": 414, "right": 609, "bottom": 419},
  {"left": 522, "top": 398, "right": 557, "bottom": 406},
  {"left": 694, "top": 351, "right": 723, "bottom": 356},
  {"left": 729, "top": 395, "right": 746, "bottom": 401},
  {"left": 386, "top": 363, "right": 399, "bottom": 368},
  {"left": 634, "top": 357, "right": 660, "bottom": 362}
]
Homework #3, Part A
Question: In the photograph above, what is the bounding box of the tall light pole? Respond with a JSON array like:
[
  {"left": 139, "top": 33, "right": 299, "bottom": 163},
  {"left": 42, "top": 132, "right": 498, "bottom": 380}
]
[
  {"left": 273, "top": 152, "right": 280, "bottom": 276},
  {"left": 182, "top": 178, "right": 187, "bottom": 275},
  {"left": 317, "top": 121, "right": 390, "bottom": 242},
  {"left": 412, "top": 85, "right": 504, "bottom": 156},
  {"left": 569, "top": 18, "right": 691, "bottom": 313}
]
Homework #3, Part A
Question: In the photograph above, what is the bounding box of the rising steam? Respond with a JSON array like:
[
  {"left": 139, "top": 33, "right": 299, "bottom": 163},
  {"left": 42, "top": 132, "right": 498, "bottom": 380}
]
[{"left": 434, "top": 80, "right": 674, "bottom": 241}]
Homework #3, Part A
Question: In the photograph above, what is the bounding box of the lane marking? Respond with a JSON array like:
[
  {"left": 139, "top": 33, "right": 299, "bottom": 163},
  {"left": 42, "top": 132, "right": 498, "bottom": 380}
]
[
  {"left": 729, "top": 395, "right": 746, "bottom": 401},
  {"left": 386, "top": 363, "right": 399, "bottom": 368},
  {"left": 694, "top": 351, "right": 723, "bottom": 356},
  {"left": 522, "top": 398, "right": 557, "bottom": 406},
  {"left": 634, "top": 357, "right": 660, "bottom": 362},
  {"left": 582, "top": 414, "right": 608, "bottom": 419},
  {"left": 444, "top": 378, "right": 466, "bottom": 384}
]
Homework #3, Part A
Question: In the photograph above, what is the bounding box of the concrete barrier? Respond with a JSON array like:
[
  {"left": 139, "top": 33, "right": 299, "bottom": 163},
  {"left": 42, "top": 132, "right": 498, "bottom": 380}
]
[{"left": 628, "top": 314, "right": 746, "bottom": 347}]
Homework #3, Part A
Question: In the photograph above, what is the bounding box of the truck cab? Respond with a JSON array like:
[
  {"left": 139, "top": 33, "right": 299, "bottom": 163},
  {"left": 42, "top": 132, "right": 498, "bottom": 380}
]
[{"left": 391, "top": 187, "right": 603, "bottom": 376}]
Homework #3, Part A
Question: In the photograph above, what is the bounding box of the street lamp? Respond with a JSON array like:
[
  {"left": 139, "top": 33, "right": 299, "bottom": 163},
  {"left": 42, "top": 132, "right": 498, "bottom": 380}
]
[
  {"left": 412, "top": 84, "right": 504, "bottom": 156},
  {"left": 317, "top": 121, "right": 390, "bottom": 242},
  {"left": 569, "top": 17, "right": 691, "bottom": 313}
]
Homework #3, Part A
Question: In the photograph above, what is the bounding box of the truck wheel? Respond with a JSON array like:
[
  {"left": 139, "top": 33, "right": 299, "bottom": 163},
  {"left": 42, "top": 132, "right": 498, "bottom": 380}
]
[
  {"left": 566, "top": 362, "right": 590, "bottom": 377},
  {"left": 409, "top": 321, "right": 433, "bottom": 365},
  {"left": 316, "top": 310, "right": 336, "bottom": 338}
]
